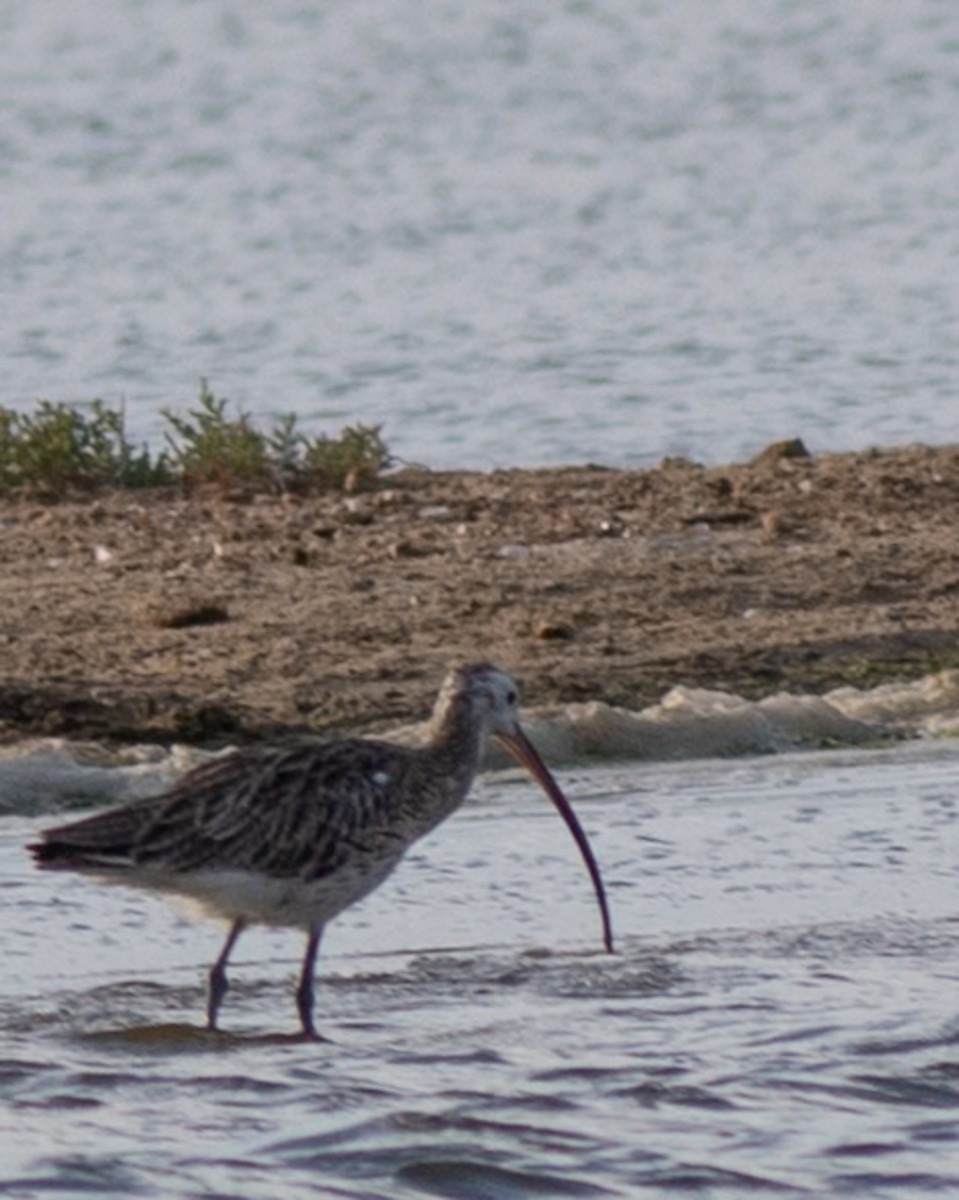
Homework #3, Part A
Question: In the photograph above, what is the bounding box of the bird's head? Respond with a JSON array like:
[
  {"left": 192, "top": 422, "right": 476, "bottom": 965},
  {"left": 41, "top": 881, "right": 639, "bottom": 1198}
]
[{"left": 439, "top": 661, "right": 523, "bottom": 739}]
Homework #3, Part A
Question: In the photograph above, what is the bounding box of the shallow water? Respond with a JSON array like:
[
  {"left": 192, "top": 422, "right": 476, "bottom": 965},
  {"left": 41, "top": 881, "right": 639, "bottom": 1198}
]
[
  {"left": 5, "top": 1, "right": 959, "bottom": 468},
  {"left": 5, "top": 741, "right": 959, "bottom": 1196}
]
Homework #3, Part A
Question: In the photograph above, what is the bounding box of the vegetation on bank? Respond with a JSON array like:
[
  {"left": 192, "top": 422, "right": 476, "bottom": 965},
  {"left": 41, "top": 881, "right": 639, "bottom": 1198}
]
[{"left": 0, "top": 381, "right": 391, "bottom": 496}]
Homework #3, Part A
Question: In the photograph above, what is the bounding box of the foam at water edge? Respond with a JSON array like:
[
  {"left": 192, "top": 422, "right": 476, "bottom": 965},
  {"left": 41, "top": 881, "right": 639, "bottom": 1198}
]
[
  {"left": 825, "top": 669, "right": 959, "bottom": 725},
  {"left": 0, "top": 740, "right": 209, "bottom": 817},
  {"left": 6, "top": 671, "right": 959, "bottom": 815},
  {"left": 514, "top": 687, "right": 880, "bottom": 766}
]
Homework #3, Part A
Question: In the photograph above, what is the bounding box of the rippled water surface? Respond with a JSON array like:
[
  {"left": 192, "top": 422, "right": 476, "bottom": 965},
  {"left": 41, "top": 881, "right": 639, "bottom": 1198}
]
[
  {"left": 5, "top": 0, "right": 959, "bottom": 467},
  {"left": 5, "top": 742, "right": 959, "bottom": 1196}
]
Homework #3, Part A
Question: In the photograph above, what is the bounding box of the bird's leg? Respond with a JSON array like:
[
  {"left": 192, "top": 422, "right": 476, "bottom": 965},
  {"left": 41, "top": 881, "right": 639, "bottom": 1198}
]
[
  {"left": 295, "top": 926, "right": 324, "bottom": 1040},
  {"left": 207, "top": 918, "right": 246, "bottom": 1032}
]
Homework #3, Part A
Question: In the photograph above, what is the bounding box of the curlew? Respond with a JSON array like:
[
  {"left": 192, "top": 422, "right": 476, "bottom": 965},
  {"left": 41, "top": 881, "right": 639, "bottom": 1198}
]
[{"left": 29, "top": 663, "right": 613, "bottom": 1038}]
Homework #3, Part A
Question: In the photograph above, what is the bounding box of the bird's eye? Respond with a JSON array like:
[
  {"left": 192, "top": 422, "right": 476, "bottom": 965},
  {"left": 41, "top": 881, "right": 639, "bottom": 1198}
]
[{"left": 506, "top": 690, "right": 518, "bottom": 705}]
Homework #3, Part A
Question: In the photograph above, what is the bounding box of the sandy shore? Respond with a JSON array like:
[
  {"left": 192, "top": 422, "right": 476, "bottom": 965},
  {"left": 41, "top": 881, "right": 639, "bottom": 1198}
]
[{"left": 1, "top": 441, "right": 957, "bottom": 745}]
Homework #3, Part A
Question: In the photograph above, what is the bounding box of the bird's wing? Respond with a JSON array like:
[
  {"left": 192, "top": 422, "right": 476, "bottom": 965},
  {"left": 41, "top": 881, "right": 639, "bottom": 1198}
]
[
  {"left": 32, "top": 738, "right": 415, "bottom": 879},
  {"left": 29, "top": 790, "right": 168, "bottom": 869}
]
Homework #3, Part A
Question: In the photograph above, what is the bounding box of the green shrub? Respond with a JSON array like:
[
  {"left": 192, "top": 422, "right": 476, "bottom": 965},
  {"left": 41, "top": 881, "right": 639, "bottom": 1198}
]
[
  {"left": 162, "top": 381, "right": 272, "bottom": 486},
  {"left": 0, "top": 383, "right": 391, "bottom": 496},
  {"left": 303, "top": 422, "right": 391, "bottom": 490},
  {"left": 0, "top": 399, "right": 168, "bottom": 495}
]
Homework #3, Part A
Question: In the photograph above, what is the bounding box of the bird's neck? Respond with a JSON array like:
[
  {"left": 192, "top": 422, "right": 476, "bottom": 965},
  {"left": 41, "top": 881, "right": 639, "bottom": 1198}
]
[{"left": 411, "top": 697, "right": 487, "bottom": 826}]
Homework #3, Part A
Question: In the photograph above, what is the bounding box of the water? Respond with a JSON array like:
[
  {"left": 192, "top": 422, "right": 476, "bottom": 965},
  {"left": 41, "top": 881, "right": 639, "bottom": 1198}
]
[
  {"left": 4, "top": 1, "right": 959, "bottom": 469},
  {"left": 5, "top": 740, "right": 959, "bottom": 1196}
]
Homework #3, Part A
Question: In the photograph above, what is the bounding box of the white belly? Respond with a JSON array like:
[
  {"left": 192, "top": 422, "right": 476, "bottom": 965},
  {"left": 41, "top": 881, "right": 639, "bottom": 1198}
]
[{"left": 104, "top": 852, "right": 405, "bottom": 930}]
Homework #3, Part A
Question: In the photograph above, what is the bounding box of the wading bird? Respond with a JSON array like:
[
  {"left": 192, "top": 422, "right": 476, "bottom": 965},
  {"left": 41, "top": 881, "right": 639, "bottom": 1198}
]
[{"left": 29, "top": 663, "right": 613, "bottom": 1038}]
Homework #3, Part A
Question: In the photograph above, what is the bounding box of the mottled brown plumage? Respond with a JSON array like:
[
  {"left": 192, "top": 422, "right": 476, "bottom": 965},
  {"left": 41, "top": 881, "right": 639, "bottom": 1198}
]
[{"left": 29, "top": 663, "right": 613, "bottom": 1038}]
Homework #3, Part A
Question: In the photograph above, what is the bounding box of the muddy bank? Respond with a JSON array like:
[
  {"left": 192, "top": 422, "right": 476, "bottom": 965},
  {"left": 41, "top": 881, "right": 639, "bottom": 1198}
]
[{"left": 1, "top": 441, "right": 957, "bottom": 745}]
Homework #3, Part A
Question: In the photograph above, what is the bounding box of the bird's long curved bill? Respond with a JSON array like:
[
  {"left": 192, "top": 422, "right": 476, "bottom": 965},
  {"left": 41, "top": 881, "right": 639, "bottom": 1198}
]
[{"left": 496, "top": 727, "right": 614, "bottom": 953}]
